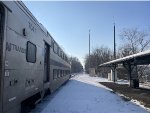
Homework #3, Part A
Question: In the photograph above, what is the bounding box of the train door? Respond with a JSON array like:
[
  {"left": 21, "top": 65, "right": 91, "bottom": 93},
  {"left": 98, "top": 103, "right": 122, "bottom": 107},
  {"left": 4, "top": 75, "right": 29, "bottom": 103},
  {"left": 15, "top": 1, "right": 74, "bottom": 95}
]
[
  {"left": 0, "top": 4, "right": 4, "bottom": 113},
  {"left": 44, "top": 43, "right": 50, "bottom": 83}
]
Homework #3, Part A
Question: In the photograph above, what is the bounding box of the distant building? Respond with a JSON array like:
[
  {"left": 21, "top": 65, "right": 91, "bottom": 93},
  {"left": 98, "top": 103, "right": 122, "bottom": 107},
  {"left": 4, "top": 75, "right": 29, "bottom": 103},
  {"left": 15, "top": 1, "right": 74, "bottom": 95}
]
[{"left": 89, "top": 68, "right": 96, "bottom": 76}]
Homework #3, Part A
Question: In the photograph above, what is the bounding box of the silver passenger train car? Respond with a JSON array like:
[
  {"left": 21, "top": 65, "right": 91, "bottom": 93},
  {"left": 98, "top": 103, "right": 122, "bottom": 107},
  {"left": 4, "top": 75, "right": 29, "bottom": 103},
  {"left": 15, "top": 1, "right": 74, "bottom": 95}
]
[{"left": 0, "top": 1, "right": 71, "bottom": 113}]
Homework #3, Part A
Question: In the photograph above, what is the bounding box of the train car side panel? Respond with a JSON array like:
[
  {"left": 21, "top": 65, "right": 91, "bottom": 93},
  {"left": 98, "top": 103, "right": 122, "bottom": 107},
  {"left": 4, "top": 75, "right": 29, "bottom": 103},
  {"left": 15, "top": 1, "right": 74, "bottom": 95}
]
[
  {"left": 0, "top": 3, "right": 6, "bottom": 113},
  {"left": 2, "top": 2, "right": 44, "bottom": 113},
  {"left": 0, "top": 1, "right": 71, "bottom": 113}
]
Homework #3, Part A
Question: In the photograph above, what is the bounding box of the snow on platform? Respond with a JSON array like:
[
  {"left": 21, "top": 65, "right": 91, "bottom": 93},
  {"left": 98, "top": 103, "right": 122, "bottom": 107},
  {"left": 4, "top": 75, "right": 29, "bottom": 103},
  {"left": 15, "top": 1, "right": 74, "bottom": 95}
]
[{"left": 30, "top": 73, "right": 149, "bottom": 113}]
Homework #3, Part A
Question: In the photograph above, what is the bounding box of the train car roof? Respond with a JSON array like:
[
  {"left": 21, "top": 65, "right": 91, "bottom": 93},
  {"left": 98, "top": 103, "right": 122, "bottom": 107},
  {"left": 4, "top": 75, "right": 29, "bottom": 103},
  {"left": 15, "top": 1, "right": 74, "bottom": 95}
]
[{"left": 99, "top": 50, "right": 150, "bottom": 67}]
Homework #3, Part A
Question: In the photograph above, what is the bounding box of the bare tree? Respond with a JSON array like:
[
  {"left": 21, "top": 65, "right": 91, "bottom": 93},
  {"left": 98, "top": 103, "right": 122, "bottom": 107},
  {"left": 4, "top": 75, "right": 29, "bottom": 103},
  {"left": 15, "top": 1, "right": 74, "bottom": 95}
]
[
  {"left": 69, "top": 56, "right": 83, "bottom": 74},
  {"left": 119, "top": 28, "right": 150, "bottom": 55},
  {"left": 118, "top": 44, "right": 133, "bottom": 57},
  {"left": 119, "top": 28, "right": 150, "bottom": 80},
  {"left": 84, "top": 46, "right": 113, "bottom": 77}
]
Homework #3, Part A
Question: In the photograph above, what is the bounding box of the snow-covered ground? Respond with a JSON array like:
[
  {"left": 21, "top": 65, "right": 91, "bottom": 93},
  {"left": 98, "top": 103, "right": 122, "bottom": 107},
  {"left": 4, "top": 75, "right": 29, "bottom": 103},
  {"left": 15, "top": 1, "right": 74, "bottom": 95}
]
[{"left": 30, "top": 73, "right": 150, "bottom": 113}]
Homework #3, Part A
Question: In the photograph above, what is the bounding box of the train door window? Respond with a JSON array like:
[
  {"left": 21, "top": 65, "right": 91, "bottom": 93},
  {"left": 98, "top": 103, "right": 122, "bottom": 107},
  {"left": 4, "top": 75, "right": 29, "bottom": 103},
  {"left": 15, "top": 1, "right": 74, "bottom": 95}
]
[
  {"left": 44, "top": 43, "right": 50, "bottom": 82},
  {"left": 26, "top": 41, "right": 36, "bottom": 63}
]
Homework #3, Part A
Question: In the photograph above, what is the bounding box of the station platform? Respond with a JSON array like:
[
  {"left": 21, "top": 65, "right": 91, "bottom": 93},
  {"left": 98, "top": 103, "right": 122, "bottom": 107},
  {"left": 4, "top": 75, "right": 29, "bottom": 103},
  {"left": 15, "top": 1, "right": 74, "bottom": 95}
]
[{"left": 30, "top": 73, "right": 149, "bottom": 113}]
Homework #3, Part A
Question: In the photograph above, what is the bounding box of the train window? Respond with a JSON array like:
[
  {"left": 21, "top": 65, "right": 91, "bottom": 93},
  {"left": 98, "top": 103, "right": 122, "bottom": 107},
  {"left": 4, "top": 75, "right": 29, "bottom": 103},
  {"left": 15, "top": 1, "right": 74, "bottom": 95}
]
[
  {"left": 63, "top": 70, "right": 65, "bottom": 76},
  {"left": 51, "top": 41, "right": 54, "bottom": 49},
  {"left": 64, "top": 55, "right": 66, "bottom": 60},
  {"left": 62, "top": 70, "right": 64, "bottom": 76},
  {"left": 52, "top": 42, "right": 54, "bottom": 52},
  {"left": 26, "top": 41, "right": 36, "bottom": 63},
  {"left": 58, "top": 48, "right": 61, "bottom": 57},
  {"left": 65, "top": 55, "right": 68, "bottom": 61},
  {"left": 66, "top": 56, "right": 68, "bottom": 62},
  {"left": 57, "top": 70, "right": 60, "bottom": 78},
  {"left": 57, "top": 47, "right": 60, "bottom": 56},
  {"left": 60, "top": 70, "right": 62, "bottom": 77},
  {"left": 64, "top": 70, "right": 66, "bottom": 76},
  {"left": 68, "top": 70, "right": 70, "bottom": 74},
  {"left": 62, "top": 53, "right": 64, "bottom": 59},
  {"left": 63, "top": 53, "right": 64, "bottom": 59},
  {"left": 67, "top": 70, "right": 70, "bottom": 75},
  {"left": 63, "top": 54, "right": 65, "bottom": 60},
  {"left": 65, "top": 70, "right": 68, "bottom": 75},
  {"left": 53, "top": 42, "right": 58, "bottom": 54},
  {"left": 60, "top": 51, "right": 62, "bottom": 58},
  {"left": 51, "top": 40, "right": 53, "bottom": 46},
  {"left": 53, "top": 69, "right": 57, "bottom": 79},
  {"left": 57, "top": 47, "right": 59, "bottom": 55}
]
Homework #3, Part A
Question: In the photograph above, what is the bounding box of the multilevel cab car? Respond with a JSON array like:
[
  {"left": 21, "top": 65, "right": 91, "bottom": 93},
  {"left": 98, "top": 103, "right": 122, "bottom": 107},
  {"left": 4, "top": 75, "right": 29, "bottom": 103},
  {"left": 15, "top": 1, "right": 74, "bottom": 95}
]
[{"left": 0, "top": 1, "right": 71, "bottom": 113}]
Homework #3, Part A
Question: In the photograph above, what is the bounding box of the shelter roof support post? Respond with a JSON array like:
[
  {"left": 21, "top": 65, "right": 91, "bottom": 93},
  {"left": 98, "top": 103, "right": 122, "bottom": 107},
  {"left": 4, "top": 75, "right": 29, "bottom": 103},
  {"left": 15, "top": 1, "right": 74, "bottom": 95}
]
[
  {"left": 123, "top": 62, "right": 132, "bottom": 87},
  {"left": 123, "top": 62, "right": 139, "bottom": 88},
  {"left": 113, "top": 66, "right": 116, "bottom": 83},
  {"left": 129, "top": 64, "right": 132, "bottom": 87},
  {"left": 110, "top": 64, "right": 117, "bottom": 82}
]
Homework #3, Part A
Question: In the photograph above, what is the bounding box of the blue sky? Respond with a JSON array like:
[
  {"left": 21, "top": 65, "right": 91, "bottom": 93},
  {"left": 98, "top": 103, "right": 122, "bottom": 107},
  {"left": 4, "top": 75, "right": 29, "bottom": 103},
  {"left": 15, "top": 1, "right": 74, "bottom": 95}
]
[{"left": 24, "top": 1, "right": 150, "bottom": 66}]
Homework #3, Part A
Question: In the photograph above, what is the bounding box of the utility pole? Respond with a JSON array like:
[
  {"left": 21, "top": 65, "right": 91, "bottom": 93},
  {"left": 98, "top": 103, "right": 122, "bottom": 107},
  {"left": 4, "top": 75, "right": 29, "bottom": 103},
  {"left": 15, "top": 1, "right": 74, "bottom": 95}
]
[
  {"left": 89, "top": 30, "right": 91, "bottom": 73},
  {"left": 113, "top": 23, "right": 116, "bottom": 82},
  {"left": 114, "top": 23, "right": 116, "bottom": 60}
]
